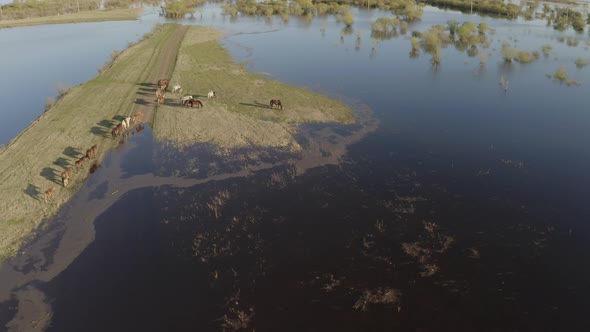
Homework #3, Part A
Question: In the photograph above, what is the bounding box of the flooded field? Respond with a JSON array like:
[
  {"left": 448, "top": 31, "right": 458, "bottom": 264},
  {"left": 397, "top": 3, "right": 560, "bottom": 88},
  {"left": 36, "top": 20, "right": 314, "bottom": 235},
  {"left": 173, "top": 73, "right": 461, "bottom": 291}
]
[{"left": 2, "top": 3, "right": 590, "bottom": 331}]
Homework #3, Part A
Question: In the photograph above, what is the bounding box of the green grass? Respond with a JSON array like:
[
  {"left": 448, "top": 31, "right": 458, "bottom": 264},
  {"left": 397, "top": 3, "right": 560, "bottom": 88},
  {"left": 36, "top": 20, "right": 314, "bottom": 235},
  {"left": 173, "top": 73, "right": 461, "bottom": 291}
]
[{"left": 0, "top": 8, "right": 140, "bottom": 28}]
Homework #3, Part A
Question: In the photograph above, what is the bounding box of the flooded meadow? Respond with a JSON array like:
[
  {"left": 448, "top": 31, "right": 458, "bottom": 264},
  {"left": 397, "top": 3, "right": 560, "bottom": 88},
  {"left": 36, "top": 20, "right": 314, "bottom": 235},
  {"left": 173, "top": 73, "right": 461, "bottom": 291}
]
[{"left": 2, "top": 3, "right": 590, "bottom": 331}]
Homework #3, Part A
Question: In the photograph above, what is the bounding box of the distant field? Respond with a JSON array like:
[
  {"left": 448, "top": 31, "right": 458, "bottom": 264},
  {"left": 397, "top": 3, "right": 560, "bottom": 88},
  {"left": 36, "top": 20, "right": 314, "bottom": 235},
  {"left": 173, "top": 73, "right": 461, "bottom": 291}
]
[{"left": 0, "top": 8, "right": 141, "bottom": 28}]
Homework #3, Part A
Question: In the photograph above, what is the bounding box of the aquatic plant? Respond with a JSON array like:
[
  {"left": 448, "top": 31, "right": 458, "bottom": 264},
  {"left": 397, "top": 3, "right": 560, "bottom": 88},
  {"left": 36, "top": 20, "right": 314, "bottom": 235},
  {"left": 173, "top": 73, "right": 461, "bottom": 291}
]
[
  {"left": 541, "top": 44, "right": 552, "bottom": 57},
  {"left": 553, "top": 67, "right": 568, "bottom": 82},
  {"left": 575, "top": 58, "right": 588, "bottom": 68},
  {"left": 353, "top": 288, "right": 401, "bottom": 311}
]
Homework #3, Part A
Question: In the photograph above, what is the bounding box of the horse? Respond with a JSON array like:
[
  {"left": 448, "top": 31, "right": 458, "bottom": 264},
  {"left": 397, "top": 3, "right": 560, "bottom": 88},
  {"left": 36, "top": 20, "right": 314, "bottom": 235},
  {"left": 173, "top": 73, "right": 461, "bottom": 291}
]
[
  {"left": 157, "top": 95, "right": 165, "bottom": 104},
  {"left": 158, "top": 79, "right": 170, "bottom": 90},
  {"left": 180, "top": 95, "right": 193, "bottom": 105},
  {"left": 43, "top": 187, "right": 55, "bottom": 203},
  {"left": 270, "top": 99, "right": 283, "bottom": 110},
  {"left": 207, "top": 90, "right": 216, "bottom": 99},
  {"left": 61, "top": 166, "right": 72, "bottom": 187},
  {"left": 132, "top": 112, "right": 143, "bottom": 124},
  {"left": 90, "top": 144, "right": 98, "bottom": 156},
  {"left": 124, "top": 117, "right": 131, "bottom": 129},
  {"left": 121, "top": 119, "right": 128, "bottom": 130},
  {"left": 75, "top": 157, "right": 85, "bottom": 170},
  {"left": 112, "top": 124, "right": 123, "bottom": 138},
  {"left": 61, "top": 170, "right": 70, "bottom": 187},
  {"left": 172, "top": 84, "right": 182, "bottom": 93},
  {"left": 184, "top": 99, "right": 203, "bottom": 108},
  {"left": 85, "top": 147, "right": 95, "bottom": 160}
]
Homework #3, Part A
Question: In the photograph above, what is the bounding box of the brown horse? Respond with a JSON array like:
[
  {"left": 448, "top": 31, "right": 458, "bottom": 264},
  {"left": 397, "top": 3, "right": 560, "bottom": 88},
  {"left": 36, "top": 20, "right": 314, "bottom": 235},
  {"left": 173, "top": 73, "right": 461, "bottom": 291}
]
[
  {"left": 112, "top": 124, "right": 123, "bottom": 138},
  {"left": 43, "top": 187, "right": 55, "bottom": 203},
  {"left": 184, "top": 99, "right": 203, "bottom": 108},
  {"left": 85, "top": 147, "right": 95, "bottom": 160},
  {"left": 158, "top": 79, "right": 170, "bottom": 91},
  {"left": 75, "top": 157, "right": 85, "bottom": 170},
  {"left": 270, "top": 99, "right": 283, "bottom": 110},
  {"left": 132, "top": 112, "right": 143, "bottom": 124},
  {"left": 157, "top": 95, "right": 165, "bottom": 104}
]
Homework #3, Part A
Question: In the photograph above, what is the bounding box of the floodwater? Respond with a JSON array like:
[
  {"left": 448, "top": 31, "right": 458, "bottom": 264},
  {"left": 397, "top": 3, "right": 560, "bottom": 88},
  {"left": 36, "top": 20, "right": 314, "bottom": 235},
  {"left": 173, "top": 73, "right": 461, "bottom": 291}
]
[{"left": 2, "top": 3, "right": 590, "bottom": 331}]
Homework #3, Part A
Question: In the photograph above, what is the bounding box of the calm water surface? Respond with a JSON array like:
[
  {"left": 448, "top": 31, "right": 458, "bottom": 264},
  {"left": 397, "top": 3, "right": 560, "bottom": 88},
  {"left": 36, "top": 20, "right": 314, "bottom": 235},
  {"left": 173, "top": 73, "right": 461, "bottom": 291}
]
[{"left": 2, "top": 4, "right": 590, "bottom": 331}]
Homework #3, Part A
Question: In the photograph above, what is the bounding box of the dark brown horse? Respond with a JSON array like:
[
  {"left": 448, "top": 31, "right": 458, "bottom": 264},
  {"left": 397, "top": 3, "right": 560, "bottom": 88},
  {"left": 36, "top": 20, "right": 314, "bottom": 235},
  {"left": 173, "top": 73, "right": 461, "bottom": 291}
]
[
  {"left": 184, "top": 99, "right": 203, "bottom": 108},
  {"left": 270, "top": 99, "right": 283, "bottom": 110},
  {"left": 112, "top": 124, "right": 123, "bottom": 138}
]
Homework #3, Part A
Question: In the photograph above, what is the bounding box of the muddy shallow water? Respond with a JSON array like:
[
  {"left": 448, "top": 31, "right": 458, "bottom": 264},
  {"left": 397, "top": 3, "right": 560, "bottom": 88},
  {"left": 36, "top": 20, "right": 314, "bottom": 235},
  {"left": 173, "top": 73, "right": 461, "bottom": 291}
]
[{"left": 2, "top": 3, "right": 590, "bottom": 332}]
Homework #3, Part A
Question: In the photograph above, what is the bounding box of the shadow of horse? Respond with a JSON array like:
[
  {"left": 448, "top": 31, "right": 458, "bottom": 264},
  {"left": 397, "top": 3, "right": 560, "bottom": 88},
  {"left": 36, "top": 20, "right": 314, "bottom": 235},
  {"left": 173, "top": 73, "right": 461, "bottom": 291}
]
[
  {"left": 24, "top": 183, "right": 42, "bottom": 201},
  {"left": 135, "top": 99, "right": 151, "bottom": 106},
  {"left": 91, "top": 126, "right": 108, "bottom": 137},
  {"left": 91, "top": 119, "right": 116, "bottom": 137},
  {"left": 53, "top": 157, "right": 71, "bottom": 168},
  {"left": 63, "top": 147, "right": 82, "bottom": 158},
  {"left": 40, "top": 167, "right": 60, "bottom": 184},
  {"left": 240, "top": 102, "right": 270, "bottom": 109},
  {"left": 137, "top": 82, "right": 155, "bottom": 87}
]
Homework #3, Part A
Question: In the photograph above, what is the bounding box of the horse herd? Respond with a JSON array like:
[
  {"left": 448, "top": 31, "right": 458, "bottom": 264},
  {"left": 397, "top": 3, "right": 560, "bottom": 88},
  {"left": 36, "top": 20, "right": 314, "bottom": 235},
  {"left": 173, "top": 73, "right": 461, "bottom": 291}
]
[
  {"left": 43, "top": 143, "right": 98, "bottom": 203},
  {"left": 154, "top": 79, "right": 284, "bottom": 110},
  {"left": 43, "top": 78, "right": 284, "bottom": 203}
]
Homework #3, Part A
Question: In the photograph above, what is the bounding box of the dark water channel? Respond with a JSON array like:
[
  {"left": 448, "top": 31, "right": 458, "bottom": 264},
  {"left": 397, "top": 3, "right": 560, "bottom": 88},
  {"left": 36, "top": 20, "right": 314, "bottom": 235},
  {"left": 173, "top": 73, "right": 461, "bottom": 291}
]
[{"left": 3, "top": 4, "right": 590, "bottom": 332}]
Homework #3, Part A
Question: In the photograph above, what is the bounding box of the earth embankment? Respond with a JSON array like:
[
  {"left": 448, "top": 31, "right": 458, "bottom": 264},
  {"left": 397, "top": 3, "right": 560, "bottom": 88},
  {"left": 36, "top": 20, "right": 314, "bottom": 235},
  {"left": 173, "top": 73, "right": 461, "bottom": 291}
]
[{"left": 0, "top": 23, "right": 187, "bottom": 261}]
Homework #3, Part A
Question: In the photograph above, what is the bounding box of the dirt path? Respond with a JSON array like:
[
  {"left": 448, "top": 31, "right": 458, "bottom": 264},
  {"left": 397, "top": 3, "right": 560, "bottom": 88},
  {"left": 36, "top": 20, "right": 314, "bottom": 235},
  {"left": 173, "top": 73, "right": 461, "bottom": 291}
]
[
  {"left": 0, "top": 24, "right": 187, "bottom": 262},
  {"left": 136, "top": 25, "right": 188, "bottom": 124}
]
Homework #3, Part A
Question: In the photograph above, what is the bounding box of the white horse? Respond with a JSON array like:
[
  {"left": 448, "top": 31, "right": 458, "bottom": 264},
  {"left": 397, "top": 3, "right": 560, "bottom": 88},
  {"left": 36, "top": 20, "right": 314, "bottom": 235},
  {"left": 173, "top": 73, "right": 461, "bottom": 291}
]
[
  {"left": 207, "top": 90, "right": 216, "bottom": 99},
  {"left": 124, "top": 117, "right": 131, "bottom": 129},
  {"left": 180, "top": 95, "right": 193, "bottom": 104},
  {"left": 172, "top": 84, "right": 182, "bottom": 93},
  {"left": 121, "top": 119, "right": 128, "bottom": 130}
]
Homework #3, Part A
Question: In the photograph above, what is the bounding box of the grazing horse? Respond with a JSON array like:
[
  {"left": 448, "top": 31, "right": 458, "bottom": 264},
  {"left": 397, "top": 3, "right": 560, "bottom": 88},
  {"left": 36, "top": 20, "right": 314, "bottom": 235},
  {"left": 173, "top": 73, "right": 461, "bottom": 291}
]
[
  {"left": 132, "top": 112, "right": 143, "bottom": 124},
  {"left": 85, "top": 147, "right": 95, "bottom": 160},
  {"left": 270, "top": 99, "right": 283, "bottom": 110},
  {"left": 184, "top": 99, "right": 203, "bottom": 108},
  {"left": 180, "top": 95, "right": 193, "bottom": 105},
  {"left": 207, "top": 90, "right": 216, "bottom": 99},
  {"left": 61, "top": 170, "right": 70, "bottom": 187},
  {"left": 112, "top": 124, "right": 123, "bottom": 138},
  {"left": 157, "top": 95, "right": 165, "bottom": 104},
  {"left": 75, "top": 157, "right": 85, "bottom": 170},
  {"left": 124, "top": 117, "right": 131, "bottom": 129},
  {"left": 90, "top": 144, "right": 98, "bottom": 155},
  {"left": 172, "top": 84, "right": 182, "bottom": 93},
  {"left": 158, "top": 79, "right": 170, "bottom": 90},
  {"left": 43, "top": 187, "right": 55, "bottom": 203}
]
